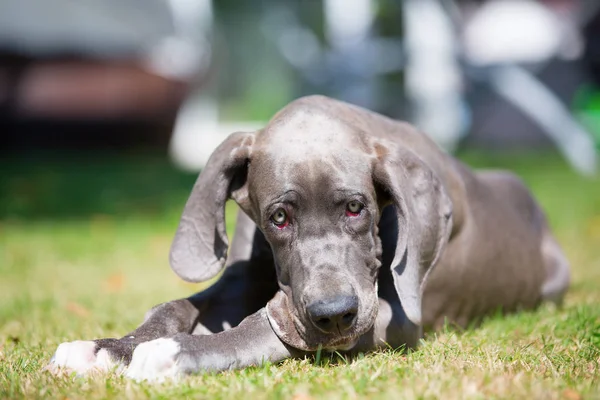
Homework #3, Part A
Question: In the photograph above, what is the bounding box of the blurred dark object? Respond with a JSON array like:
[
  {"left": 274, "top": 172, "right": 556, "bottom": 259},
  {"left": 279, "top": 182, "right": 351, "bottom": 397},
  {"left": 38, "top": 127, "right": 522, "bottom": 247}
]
[
  {"left": 0, "top": 55, "right": 186, "bottom": 151},
  {"left": 583, "top": 1, "right": 600, "bottom": 86},
  {"left": 465, "top": 60, "right": 587, "bottom": 148},
  {"left": 0, "top": 0, "right": 211, "bottom": 153}
]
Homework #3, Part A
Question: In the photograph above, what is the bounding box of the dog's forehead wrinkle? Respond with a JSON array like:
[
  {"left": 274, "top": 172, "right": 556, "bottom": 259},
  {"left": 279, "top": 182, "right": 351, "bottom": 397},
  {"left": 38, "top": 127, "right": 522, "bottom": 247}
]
[{"left": 257, "top": 157, "right": 369, "bottom": 208}]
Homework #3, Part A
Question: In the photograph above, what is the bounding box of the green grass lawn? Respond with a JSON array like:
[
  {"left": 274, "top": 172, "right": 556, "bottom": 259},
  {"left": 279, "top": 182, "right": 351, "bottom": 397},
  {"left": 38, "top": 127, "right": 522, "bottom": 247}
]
[{"left": 1, "top": 151, "right": 599, "bottom": 399}]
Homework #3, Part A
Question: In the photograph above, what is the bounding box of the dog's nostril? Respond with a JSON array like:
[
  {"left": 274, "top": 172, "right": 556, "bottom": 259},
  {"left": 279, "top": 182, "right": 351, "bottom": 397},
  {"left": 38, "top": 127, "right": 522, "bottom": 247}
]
[
  {"left": 314, "top": 317, "right": 332, "bottom": 329},
  {"left": 339, "top": 312, "right": 357, "bottom": 331},
  {"left": 342, "top": 312, "right": 356, "bottom": 324}
]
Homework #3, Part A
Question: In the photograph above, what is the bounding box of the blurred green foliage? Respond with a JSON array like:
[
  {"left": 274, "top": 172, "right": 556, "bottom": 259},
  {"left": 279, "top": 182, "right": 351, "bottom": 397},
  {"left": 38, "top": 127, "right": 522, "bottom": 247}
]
[
  {"left": 0, "top": 153, "right": 197, "bottom": 223},
  {"left": 1, "top": 150, "right": 597, "bottom": 230}
]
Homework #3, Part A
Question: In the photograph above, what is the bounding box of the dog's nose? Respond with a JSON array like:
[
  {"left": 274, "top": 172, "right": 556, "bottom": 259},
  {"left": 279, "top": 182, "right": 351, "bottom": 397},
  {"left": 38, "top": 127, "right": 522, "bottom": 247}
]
[{"left": 306, "top": 295, "right": 359, "bottom": 333}]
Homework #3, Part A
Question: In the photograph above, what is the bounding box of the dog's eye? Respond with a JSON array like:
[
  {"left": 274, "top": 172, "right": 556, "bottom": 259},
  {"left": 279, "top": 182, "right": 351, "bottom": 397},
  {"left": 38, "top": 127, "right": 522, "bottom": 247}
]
[
  {"left": 271, "top": 208, "right": 289, "bottom": 228},
  {"left": 346, "top": 200, "right": 363, "bottom": 216}
]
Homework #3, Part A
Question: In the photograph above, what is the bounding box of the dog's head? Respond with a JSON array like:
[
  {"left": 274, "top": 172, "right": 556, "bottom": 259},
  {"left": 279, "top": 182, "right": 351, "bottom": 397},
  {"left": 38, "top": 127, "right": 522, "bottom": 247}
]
[{"left": 169, "top": 97, "right": 453, "bottom": 350}]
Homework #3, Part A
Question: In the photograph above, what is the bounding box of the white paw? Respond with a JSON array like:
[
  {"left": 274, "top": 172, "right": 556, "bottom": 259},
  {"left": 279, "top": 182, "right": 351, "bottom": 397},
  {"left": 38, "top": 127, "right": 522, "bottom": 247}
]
[
  {"left": 125, "top": 338, "right": 181, "bottom": 382},
  {"left": 47, "top": 341, "right": 121, "bottom": 375}
]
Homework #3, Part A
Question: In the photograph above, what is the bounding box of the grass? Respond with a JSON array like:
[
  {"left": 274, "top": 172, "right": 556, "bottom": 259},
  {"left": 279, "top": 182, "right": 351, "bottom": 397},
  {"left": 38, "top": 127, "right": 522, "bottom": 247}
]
[{"left": 1, "top": 150, "right": 599, "bottom": 399}]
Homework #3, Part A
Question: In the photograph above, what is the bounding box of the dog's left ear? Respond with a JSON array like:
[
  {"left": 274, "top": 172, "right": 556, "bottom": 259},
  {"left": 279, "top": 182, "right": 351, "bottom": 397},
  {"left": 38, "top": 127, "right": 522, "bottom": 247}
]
[
  {"left": 372, "top": 146, "right": 453, "bottom": 326},
  {"left": 170, "top": 131, "right": 255, "bottom": 283}
]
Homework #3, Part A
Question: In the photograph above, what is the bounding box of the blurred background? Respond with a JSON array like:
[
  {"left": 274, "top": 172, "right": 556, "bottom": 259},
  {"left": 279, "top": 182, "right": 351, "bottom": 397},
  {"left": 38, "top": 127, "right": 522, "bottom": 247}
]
[
  {"left": 2, "top": 0, "right": 600, "bottom": 172},
  {"left": 1, "top": 0, "right": 600, "bottom": 299}
]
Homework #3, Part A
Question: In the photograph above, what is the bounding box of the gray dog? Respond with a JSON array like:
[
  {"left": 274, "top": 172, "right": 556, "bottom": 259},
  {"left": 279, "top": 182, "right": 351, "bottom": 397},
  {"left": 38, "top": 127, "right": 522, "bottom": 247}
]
[{"left": 48, "top": 95, "right": 570, "bottom": 381}]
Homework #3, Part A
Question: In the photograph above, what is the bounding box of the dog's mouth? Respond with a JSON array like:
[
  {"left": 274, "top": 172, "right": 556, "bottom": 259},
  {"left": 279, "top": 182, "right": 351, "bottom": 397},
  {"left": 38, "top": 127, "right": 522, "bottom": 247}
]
[
  {"left": 291, "top": 315, "right": 359, "bottom": 350},
  {"left": 266, "top": 290, "right": 379, "bottom": 352},
  {"left": 322, "top": 337, "right": 359, "bottom": 351}
]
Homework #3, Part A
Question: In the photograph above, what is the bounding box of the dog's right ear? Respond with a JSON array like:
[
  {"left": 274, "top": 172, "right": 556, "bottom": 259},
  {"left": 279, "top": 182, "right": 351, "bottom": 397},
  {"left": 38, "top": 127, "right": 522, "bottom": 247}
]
[
  {"left": 372, "top": 144, "right": 453, "bottom": 327},
  {"left": 170, "top": 131, "right": 255, "bottom": 282}
]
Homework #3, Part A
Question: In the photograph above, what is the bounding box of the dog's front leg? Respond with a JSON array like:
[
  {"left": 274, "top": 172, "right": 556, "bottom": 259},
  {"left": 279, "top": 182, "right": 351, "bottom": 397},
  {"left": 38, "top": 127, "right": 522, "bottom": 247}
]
[
  {"left": 125, "top": 308, "right": 294, "bottom": 381},
  {"left": 47, "top": 296, "right": 205, "bottom": 375}
]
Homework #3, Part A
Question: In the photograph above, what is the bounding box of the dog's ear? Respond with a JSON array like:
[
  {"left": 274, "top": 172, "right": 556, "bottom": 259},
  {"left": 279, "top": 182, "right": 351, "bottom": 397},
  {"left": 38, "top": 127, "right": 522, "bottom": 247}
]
[
  {"left": 170, "top": 132, "right": 255, "bottom": 282},
  {"left": 372, "top": 146, "right": 453, "bottom": 326}
]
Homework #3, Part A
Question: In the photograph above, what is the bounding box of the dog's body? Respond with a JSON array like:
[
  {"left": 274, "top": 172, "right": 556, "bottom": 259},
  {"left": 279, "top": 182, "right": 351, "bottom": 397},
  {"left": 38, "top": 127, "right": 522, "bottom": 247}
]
[{"left": 49, "top": 96, "right": 569, "bottom": 381}]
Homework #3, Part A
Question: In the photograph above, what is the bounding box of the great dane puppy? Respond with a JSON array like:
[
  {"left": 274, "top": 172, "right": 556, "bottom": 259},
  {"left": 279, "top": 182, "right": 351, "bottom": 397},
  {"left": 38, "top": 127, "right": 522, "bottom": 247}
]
[{"left": 48, "top": 95, "right": 570, "bottom": 381}]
